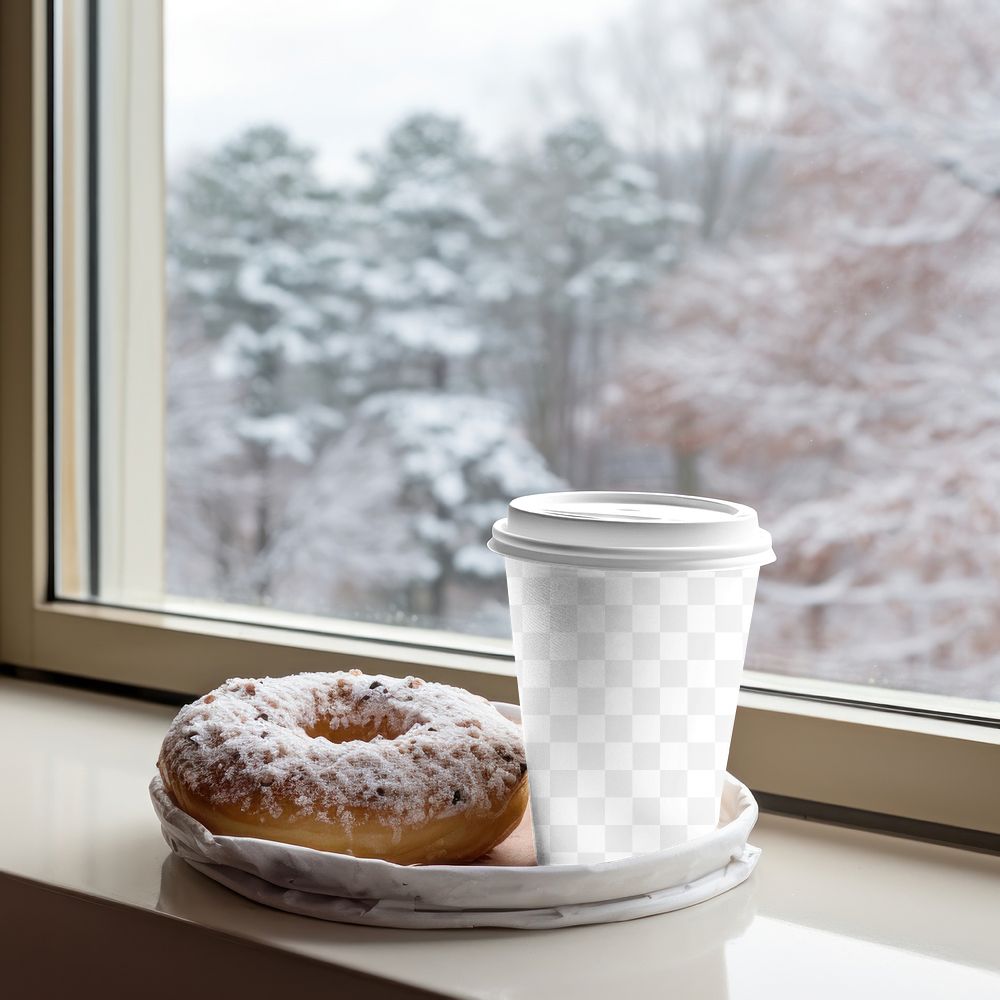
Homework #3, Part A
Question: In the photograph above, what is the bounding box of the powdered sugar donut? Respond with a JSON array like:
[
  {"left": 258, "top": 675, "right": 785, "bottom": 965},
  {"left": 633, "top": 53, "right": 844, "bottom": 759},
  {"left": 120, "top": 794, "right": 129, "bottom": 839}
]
[{"left": 157, "top": 670, "right": 529, "bottom": 865}]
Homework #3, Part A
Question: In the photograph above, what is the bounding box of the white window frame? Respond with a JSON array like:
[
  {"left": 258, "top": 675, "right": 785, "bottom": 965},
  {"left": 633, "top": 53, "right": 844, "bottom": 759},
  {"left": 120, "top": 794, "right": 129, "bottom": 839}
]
[{"left": 1, "top": 0, "right": 998, "bottom": 846}]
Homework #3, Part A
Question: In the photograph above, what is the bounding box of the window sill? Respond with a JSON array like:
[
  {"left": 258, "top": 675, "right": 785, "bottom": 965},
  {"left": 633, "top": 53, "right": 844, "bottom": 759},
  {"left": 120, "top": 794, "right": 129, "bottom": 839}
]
[
  {"left": 2, "top": 673, "right": 999, "bottom": 998},
  {"left": 15, "top": 599, "right": 1000, "bottom": 841},
  {"left": 27, "top": 598, "right": 522, "bottom": 701}
]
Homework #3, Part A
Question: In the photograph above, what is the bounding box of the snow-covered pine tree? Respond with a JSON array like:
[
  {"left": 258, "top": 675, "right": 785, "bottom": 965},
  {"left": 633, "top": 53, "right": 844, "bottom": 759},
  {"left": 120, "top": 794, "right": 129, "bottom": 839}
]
[
  {"left": 346, "top": 113, "right": 499, "bottom": 393},
  {"left": 167, "top": 125, "right": 356, "bottom": 603},
  {"left": 341, "top": 114, "right": 563, "bottom": 620}
]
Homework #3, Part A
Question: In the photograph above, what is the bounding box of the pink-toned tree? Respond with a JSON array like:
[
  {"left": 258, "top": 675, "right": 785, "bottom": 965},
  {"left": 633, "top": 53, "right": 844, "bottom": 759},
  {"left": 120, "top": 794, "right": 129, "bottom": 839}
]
[{"left": 615, "top": 0, "right": 1000, "bottom": 696}]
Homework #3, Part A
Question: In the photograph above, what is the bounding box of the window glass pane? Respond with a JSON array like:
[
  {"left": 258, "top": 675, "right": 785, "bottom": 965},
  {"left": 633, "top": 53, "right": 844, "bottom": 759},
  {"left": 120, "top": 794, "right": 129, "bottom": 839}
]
[{"left": 63, "top": 0, "right": 1000, "bottom": 702}]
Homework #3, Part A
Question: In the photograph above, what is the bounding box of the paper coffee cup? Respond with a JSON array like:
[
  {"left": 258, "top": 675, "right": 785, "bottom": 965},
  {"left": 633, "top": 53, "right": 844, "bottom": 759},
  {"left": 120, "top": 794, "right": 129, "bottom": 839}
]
[{"left": 489, "top": 492, "right": 775, "bottom": 865}]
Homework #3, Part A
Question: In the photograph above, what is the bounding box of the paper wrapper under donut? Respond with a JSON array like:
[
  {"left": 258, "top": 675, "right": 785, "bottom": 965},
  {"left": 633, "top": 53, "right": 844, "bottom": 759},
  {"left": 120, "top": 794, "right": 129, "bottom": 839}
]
[{"left": 151, "top": 758, "right": 760, "bottom": 929}]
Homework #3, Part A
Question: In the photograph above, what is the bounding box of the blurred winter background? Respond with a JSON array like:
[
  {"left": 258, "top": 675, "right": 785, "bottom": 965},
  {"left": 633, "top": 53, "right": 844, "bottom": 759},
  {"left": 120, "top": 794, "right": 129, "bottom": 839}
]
[{"left": 163, "top": 0, "right": 1000, "bottom": 700}]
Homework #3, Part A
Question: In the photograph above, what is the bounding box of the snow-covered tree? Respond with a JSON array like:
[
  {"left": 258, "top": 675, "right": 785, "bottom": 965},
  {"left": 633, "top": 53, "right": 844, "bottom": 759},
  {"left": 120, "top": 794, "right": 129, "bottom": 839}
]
[
  {"left": 167, "top": 126, "right": 356, "bottom": 602},
  {"left": 614, "top": 0, "right": 1000, "bottom": 697},
  {"left": 330, "top": 114, "right": 562, "bottom": 617},
  {"left": 342, "top": 113, "right": 502, "bottom": 393},
  {"left": 352, "top": 392, "right": 563, "bottom": 617},
  {"left": 517, "top": 0, "right": 784, "bottom": 492},
  {"left": 492, "top": 117, "right": 697, "bottom": 484}
]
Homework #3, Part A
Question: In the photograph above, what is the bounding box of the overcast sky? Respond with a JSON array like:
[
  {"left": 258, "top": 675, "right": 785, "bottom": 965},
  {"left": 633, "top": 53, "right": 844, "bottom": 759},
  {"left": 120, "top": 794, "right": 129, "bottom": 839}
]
[{"left": 165, "top": 0, "right": 630, "bottom": 181}]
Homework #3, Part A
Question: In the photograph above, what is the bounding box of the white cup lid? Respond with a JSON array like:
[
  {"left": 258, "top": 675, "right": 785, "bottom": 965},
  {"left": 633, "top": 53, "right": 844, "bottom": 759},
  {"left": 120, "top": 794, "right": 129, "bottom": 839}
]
[{"left": 488, "top": 491, "right": 775, "bottom": 571}]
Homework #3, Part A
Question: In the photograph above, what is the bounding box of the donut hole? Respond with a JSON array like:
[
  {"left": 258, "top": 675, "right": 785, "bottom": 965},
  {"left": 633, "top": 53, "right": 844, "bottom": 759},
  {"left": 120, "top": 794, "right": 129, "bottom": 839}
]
[{"left": 306, "top": 715, "right": 411, "bottom": 745}]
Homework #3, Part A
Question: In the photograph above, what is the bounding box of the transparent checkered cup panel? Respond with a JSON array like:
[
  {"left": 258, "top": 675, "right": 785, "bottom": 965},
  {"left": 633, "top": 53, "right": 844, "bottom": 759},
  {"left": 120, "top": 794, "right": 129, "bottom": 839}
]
[
  {"left": 490, "top": 491, "right": 774, "bottom": 866},
  {"left": 506, "top": 560, "right": 760, "bottom": 865}
]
